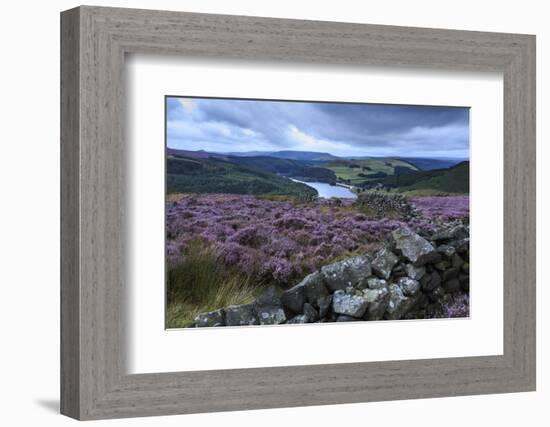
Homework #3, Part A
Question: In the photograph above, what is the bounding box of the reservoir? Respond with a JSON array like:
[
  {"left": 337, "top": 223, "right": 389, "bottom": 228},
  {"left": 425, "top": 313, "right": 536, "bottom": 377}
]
[{"left": 290, "top": 178, "right": 357, "bottom": 199}]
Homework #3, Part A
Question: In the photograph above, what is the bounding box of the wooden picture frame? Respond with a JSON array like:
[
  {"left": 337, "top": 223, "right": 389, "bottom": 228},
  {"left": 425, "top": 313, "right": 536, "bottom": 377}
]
[{"left": 60, "top": 5, "right": 536, "bottom": 420}]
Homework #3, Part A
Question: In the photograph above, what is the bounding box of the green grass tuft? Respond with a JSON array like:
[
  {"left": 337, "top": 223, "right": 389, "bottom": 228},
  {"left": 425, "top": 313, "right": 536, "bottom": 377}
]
[{"left": 166, "top": 241, "right": 262, "bottom": 328}]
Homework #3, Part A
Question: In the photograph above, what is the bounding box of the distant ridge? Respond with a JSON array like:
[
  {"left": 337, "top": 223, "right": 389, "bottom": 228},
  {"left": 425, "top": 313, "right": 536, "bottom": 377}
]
[
  {"left": 224, "top": 150, "right": 339, "bottom": 161},
  {"left": 167, "top": 148, "right": 227, "bottom": 159},
  {"left": 167, "top": 148, "right": 467, "bottom": 169},
  {"left": 342, "top": 156, "right": 466, "bottom": 171}
]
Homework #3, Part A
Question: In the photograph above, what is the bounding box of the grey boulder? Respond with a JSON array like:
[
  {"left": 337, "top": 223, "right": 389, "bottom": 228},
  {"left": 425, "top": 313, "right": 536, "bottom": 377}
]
[
  {"left": 397, "top": 277, "right": 420, "bottom": 296},
  {"left": 385, "top": 284, "right": 418, "bottom": 320},
  {"left": 254, "top": 286, "right": 287, "bottom": 325},
  {"left": 225, "top": 304, "right": 259, "bottom": 326},
  {"left": 422, "top": 271, "right": 441, "bottom": 292},
  {"left": 300, "top": 271, "right": 330, "bottom": 305},
  {"left": 431, "top": 228, "right": 454, "bottom": 241},
  {"left": 332, "top": 289, "right": 369, "bottom": 318},
  {"left": 367, "top": 277, "right": 388, "bottom": 289},
  {"left": 392, "top": 228, "right": 440, "bottom": 266},
  {"left": 371, "top": 248, "right": 399, "bottom": 279},
  {"left": 317, "top": 295, "right": 333, "bottom": 318},
  {"left": 280, "top": 283, "right": 306, "bottom": 313},
  {"left": 287, "top": 314, "right": 308, "bottom": 324},
  {"left": 450, "top": 238, "right": 470, "bottom": 254},
  {"left": 437, "top": 244, "right": 456, "bottom": 258},
  {"left": 363, "top": 286, "right": 390, "bottom": 320},
  {"left": 321, "top": 256, "right": 372, "bottom": 291},
  {"left": 255, "top": 305, "right": 287, "bottom": 325},
  {"left": 405, "top": 264, "right": 426, "bottom": 280},
  {"left": 194, "top": 309, "right": 225, "bottom": 327},
  {"left": 432, "top": 225, "right": 469, "bottom": 242},
  {"left": 287, "top": 304, "right": 318, "bottom": 324},
  {"left": 303, "top": 303, "right": 319, "bottom": 322},
  {"left": 450, "top": 225, "right": 469, "bottom": 240},
  {"left": 255, "top": 286, "right": 281, "bottom": 306}
]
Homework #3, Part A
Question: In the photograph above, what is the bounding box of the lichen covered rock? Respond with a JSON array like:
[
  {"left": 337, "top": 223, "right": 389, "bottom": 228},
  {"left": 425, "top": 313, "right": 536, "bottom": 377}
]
[
  {"left": 392, "top": 228, "right": 440, "bottom": 266},
  {"left": 225, "top": 304, "right": 259, "bottom": 326},
  {"left": 363, "top": 286, "right": 390, "bottom": 320},
  {"left": 405, "top": 264, "right": 426, "bottom": 280},
  {"left": 301, "top": 271, "right": 330, "bottom": 304},
  {"left": 397, "top": 277, "right": 420, "bottom": 296},
  {"left": 332, "top": 289, "right": 369, "bottom": 318},
  {"left": 367, "top": 277, "right": 388, "bottom": 289},
  {"left": 385, "top": 284, "right": 419, "bottom": 320},
  {"left": 372, "top": 248, "right": 399, "bottom": 279},
  {"left": 255, "top": 305, "right": 287, "bottom": 325},
  {"left": 321, "top": 255, "right": 372, "bottom": 291},
  {"left": 194, "top": 309, "right": 225, "bottom": 327}
]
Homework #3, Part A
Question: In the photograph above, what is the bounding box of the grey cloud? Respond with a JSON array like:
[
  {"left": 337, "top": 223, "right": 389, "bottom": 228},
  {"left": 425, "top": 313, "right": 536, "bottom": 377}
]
[{"left": 166, "top": 96, "right": 469, "bottom": 158}]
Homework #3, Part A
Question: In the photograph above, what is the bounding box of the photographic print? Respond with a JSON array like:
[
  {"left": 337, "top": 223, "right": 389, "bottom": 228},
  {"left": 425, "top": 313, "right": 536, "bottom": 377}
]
[{"left": 165, "top": 97, "right": 470, "bottom": 328}]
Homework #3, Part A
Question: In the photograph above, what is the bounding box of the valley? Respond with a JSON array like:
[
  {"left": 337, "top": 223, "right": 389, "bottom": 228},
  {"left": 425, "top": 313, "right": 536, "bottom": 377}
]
[{"left": 166, "top": 149, "right": 468, "bottom": 198}]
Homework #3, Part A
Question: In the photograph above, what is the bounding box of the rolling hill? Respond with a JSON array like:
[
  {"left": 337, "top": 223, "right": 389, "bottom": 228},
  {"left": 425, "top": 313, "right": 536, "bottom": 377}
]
[
  {"left": 226, "top": 156, "right": 336, "bottom": 184},
  {"left": 167, "top": 148, "right": 224, "bottom": 159},
  {"left": 167, "top": 150, "right": 339, "bottom": 184},
  {"left": 165, "top": 149, "right": 468, "bottom": 196},
  {"left": 166, "top": 156, "right": 317, "bottom": 199},
  {"left": 395, "top": 157, "right": 466, "bottom": 171},
  {"left": 225, "top": 156, "right": 309, "bottom": 175},
  {"left": 378, "top": 161, "right": 469, "bottom": 194}
]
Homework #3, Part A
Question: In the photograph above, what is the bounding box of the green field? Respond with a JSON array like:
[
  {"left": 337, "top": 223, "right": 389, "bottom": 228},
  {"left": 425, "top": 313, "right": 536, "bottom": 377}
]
[{"left": 324, "top": 158, "right": 419, "bottom": 185}]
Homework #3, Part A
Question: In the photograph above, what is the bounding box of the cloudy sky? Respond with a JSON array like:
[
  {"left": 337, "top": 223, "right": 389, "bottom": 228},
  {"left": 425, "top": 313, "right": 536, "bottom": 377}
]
[{"left": 166, "top": 96, "right": 469, "bottom": 159}]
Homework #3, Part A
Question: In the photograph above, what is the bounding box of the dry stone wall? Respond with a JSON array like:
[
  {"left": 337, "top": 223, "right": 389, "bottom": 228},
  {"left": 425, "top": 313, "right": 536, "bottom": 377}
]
[
  {"left": 354, "top": 193, "right": 420, "bottom": 219},
  {"left": 192, "top": 224, "right": 470, "bottom": 327}
]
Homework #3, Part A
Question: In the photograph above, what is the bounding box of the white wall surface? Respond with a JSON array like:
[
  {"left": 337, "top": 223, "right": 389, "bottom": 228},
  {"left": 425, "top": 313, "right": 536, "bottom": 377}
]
[{"left": 0, "top": 0, "right": 546, "bottom": 425}]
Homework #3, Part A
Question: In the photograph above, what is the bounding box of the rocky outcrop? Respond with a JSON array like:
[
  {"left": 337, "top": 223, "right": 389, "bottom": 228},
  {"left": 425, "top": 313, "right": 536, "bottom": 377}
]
[
  {"left": 354, "top": 193, "right": 420, "bottom": 219},
  {"left": 191, "top": 225, "right": 470, "bottom": 327}
]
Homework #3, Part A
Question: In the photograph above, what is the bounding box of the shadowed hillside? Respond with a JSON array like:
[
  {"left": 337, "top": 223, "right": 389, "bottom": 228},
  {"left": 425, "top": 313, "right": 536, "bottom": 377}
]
[
  {"left": 378, "top": 161, "right": 469, "bottom": 194},
  {"left": 166, "top": 156, "right": 317, "bottom": 199}
]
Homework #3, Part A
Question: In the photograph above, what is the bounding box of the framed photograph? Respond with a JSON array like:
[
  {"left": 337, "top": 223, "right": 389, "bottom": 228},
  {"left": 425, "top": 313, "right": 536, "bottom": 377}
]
[
  {"left": 164, "top": 96, "right": 471, "bottom": 329},
  {"left": 61, "top": 6, "right": 536, "bottom": 420}
]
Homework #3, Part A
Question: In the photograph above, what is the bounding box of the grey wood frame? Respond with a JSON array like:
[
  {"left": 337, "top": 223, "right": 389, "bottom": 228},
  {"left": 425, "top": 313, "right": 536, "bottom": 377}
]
[{"left": 60, "top": 5, "right": 536, "bottom": 421}]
